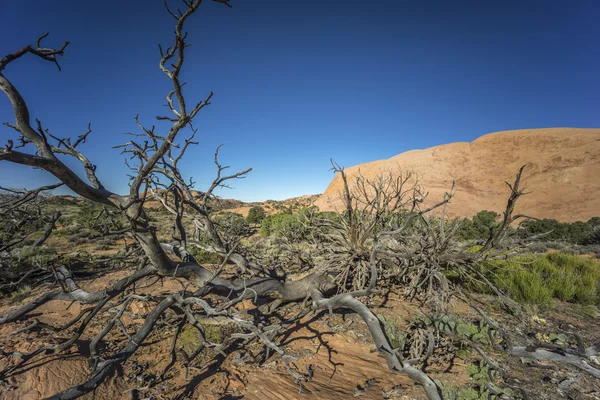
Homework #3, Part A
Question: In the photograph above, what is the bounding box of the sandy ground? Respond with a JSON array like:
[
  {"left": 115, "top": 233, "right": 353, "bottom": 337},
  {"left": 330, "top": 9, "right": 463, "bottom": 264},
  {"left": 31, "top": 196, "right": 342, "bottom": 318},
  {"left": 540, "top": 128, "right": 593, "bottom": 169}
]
[
  {"left": 0, "top": 270, "right": 460, "bottom": 399},
  {"left": 1, "top": 267, "right": 599, "bottom": 399}
]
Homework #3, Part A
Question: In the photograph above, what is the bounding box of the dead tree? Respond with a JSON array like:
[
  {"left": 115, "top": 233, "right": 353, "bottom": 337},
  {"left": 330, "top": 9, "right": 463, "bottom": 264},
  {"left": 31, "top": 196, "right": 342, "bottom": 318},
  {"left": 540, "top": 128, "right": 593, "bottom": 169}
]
[
  {"left": 305, "top": 162, "right": 600, "bottom": 394},
  {"left": 0, "top": 2, "right": 442, "bottom": 399}
]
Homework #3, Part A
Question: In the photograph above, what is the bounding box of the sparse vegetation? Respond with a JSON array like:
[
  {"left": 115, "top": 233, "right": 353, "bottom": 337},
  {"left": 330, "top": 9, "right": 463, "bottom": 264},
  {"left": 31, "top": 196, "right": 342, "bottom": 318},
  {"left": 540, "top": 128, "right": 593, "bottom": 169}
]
[
  {"left": 8, "top": 285, "right": 33, "bottom": 304},
  {"left": 1, "top": 2, "right": 599, "bottom": 400}
]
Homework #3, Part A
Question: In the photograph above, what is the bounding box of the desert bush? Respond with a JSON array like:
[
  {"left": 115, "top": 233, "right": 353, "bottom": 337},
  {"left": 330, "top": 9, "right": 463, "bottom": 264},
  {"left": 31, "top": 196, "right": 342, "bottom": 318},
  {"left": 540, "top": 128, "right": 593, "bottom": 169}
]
[
  {"left": 526, "top": 241, "right": 552, "bottom": 253},
  {"left": 53, "top": 225, "right": 82, "bottom": 237},
  {"left": 178, "top": 325, "right": 203, "bottom": 354},
  {"left": 518, "top": 217, "right": 599, "bottom": 245},
  {"left": 211, "top": 212, "right": 250, "bottom": 249},
  {"left": 10, "top": 246, "right": 58, "bottom": 268},
  {"left": 443, "top": 358, "right": 514, "bottom": 400},
  {"left": 97, "top": 237, "right": 114, "bottom": 246},
  {"left": 490, "top": 253, "right": 600, "bottom": 306},
  {"left": 72, "top": 237, "right": 87, "bottom": 245},
  {"left": 213, "top": 212, "right": 249, "bottom": 236},
  {"left": 417, "top": 314, "right": 489, "bottom": 345},
  {"left": 498, "top": 265, "right": 553, "bottom": 306},
  {"left": 579, "top": 244, "right": 600, "bottom": 258},
  {"left": 546, "top": 253, "right": 600, "bottom": 303},
  {"left": 8, "top": 285, "right": 33, "bottom": 304},
  {"left": 260, "top": 211, "right": 308, "bottom": 239},
  {"left": 178, "top": 322, "right": 236, "bottom": 355},
  {"left": 458, "top": 211, "right": 600, "bottom": 246},
  {"left": 76, "top": 200, "right": 127, "bottom": 233},
  {"left": 246, "top": 205, "right": 266, "bottom": 224},
  {"left": 188, "top": 243, "right": 223, "bottom": 264},
  {"left": 457, "top": 211, "right": 500, "bottom": 241}
]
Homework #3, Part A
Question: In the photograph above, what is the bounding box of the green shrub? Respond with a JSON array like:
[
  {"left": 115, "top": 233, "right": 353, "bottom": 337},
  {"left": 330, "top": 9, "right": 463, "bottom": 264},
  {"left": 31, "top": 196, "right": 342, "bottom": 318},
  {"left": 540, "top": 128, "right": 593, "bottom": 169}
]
[
  {"left": 498, "top": 266, "right": 553, "bottom": 305},
  {"left": 178, "top": 325, "right": 202, "bottom": 354},
  {"left": 178, "top": 323, "right": 232, "bottom": 354},
  {"left": 457, "top": 211, "right": 500, "bottom": 241},
  {"left": 416, "top": 314, "right": 489, "bottom": 345},
  {"left": 260, "top": 212, "right": 302, "bottom": 238},
  {"left": 10, "top": 246, "right": 58, "bottom": 268},
  {"left": 490, "top": 253, "right": 600, "bottom": 306},
  {"left": 246, "top": 206, "right": 266, "bottom": 224},
  {"left": 518, "top": 217, "right": 599, "bottom": 245},
  {"left": 546, "top": 253, "right": 600, "bottom": 303},
  {"left": 53, "top": 227, "right": 72, "bottom": 237},
  {"left": 72, "top": 237, "right": 87, "bottom": 245},
  {"left": 443, "top": 360, "right": 514, "bottom": 400},
  {"left": 188, "top": 244, "right": 223, "bottom": 264}
]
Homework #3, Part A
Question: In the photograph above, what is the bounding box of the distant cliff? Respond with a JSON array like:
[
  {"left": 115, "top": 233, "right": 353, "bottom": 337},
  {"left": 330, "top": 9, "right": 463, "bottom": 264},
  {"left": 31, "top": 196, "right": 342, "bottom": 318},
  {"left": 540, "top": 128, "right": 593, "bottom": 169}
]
[{"left": 314, "top": 128, "right": 600, "bottom": 222}]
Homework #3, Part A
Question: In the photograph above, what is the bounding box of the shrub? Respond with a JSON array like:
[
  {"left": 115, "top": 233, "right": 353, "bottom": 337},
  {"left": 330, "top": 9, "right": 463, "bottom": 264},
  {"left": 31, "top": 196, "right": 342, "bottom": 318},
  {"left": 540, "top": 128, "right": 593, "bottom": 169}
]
[
  {"left": 259, "top": 207, "right": 328, "bottom": 240},
  {"left": 179, "top": 322, "right": 236, "bottom": 354},
  {"left": 260, "top": 212, "right": 298, "bottom": 237},
  {"left": 73, "top": 237, "right": 87, "bottom": 245},
  {"left": 53, "top": 227, "right": 73, "bottom": 237},
  {"left": 9, "top": 285, "right": 33, "bottom": 304},
  {"left": 527, "top": 242, "right": 551, "bottom": 254},
  {"left": 187, "top": 212, "right": 250, "bottom": 264},
  {"left": 188, "top": 245, "right": 223, "bottom": 264},
  {"left": 500, "top": 266, "right": 553, "bottom": 306},
  {"left": 546, "top": 253, "right": 600, "bottom": 303},
  {"left": 246, "top": 206, "right": 266, "bottom": 224},
  {"left": 10, "top": 246, "right": 58, "bottom": 269},
  {"left": 580, "top": 244, "right": 600, "bottom": 258},
  {"left": 490, "top": 253, "right": 600, "bottom": 306},
  {"left": 518, "top": 217, "right": 599, "bottom": 245},
  {"left": 457, "top": 210, "right": 506, "bottom": 241},
  {"left": 213, "top": 212, "right": 249, "bottom": 238}
]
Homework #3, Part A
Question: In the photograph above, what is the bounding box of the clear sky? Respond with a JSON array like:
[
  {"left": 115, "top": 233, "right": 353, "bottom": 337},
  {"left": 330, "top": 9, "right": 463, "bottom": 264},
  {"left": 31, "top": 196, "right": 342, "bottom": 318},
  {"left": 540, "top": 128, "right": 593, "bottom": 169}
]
[{"left": 1, "top": 0, "right": 599, "bottom": 202}]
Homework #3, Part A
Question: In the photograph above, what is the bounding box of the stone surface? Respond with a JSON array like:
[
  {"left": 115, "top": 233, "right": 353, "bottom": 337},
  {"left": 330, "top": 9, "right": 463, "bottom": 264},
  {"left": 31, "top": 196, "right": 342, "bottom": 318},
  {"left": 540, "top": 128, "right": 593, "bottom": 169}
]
[{"left": 314, "top": 128, "right": 600, "bottom": 222}]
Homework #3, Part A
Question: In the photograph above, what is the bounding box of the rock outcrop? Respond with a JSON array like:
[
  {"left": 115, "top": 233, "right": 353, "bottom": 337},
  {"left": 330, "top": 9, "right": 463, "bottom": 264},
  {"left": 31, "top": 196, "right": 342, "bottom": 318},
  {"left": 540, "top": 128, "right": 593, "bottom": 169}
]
[{"left": 314, "top": 128, "right": 600, "bottom": 222}]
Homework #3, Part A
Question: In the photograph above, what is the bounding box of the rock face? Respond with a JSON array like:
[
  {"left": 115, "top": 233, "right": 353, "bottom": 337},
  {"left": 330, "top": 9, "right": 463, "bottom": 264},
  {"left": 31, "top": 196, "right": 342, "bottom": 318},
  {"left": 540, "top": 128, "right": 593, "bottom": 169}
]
[{"left": 314, "top": 128, "right": 600, "bottom": 222}]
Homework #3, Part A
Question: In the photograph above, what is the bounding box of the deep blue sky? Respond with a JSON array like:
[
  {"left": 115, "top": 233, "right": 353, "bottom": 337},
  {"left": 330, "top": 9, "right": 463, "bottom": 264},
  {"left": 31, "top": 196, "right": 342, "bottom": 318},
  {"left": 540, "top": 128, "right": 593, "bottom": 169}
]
[{"left": 1, "top": 0, "right": 599, "bottom": 201}]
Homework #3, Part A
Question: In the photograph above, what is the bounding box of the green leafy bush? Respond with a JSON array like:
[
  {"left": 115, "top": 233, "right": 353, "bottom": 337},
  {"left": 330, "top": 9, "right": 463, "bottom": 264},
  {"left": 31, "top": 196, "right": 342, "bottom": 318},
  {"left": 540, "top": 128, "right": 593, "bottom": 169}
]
[
  {"left": 260, "top": 212, "right": 305, "bottom": 238},
  {"left": 443, "top": 360, "right": 514, "bottom": 400},
  {"left": 188, "top": 241, "right": 223, "bottom": 264},
  {"left": 497, "top": 264, "right": 553, "bottom": 305},
  {"left": 457, "top": 211, "right": 500, "bottom": 240},
  {"left": 416, "top": 314, "right": 489, "bottom": 345},
  {"left": 518, "top": 217, "right": 599, "bottom": 245},
  {"left": 546, "top": 253, "right": 600, "bottom": 303},
  {"left": 457, "top": 211, "right": 600, "bottom": 245},
  {"left": 246, "top": 205, "right": 266, "bottom": 224}
]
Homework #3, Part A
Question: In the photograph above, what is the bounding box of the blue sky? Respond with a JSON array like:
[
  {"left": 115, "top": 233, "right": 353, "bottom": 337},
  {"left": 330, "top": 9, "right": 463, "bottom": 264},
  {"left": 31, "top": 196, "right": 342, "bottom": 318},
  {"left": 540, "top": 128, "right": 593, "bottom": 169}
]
[{"left": 1, "top": 0, "right": 599, "bottom": 202}]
